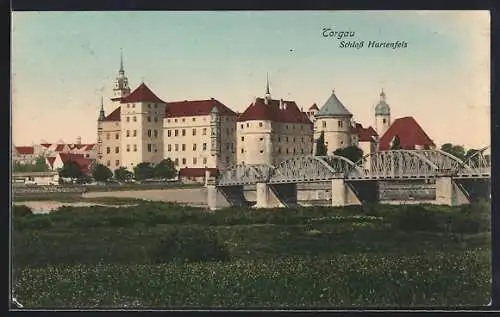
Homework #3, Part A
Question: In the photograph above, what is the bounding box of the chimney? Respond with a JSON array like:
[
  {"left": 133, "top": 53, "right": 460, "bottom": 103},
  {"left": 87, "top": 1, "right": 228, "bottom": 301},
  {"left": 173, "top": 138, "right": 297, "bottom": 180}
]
[
  {"left": 76, "top": 136, "right": 82, "bottom": 145},
  {"left": 279, "top": 99, "right": 283, "bottom": 110}
]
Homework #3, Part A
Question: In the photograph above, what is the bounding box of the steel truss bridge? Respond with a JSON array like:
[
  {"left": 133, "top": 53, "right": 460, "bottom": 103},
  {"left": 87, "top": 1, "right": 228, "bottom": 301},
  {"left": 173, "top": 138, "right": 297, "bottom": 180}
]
[{"left": 217, "top": 148, "right": 491, "bottom": 187}]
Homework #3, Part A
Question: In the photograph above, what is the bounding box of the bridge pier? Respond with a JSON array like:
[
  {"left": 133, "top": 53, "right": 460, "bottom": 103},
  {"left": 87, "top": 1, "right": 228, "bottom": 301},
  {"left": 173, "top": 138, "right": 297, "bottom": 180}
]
[
  {"left": 435, "top": 176, "right": 470, "bottom": 206},
  {"left": 254, "top": 182, "right": 285, "bottom": 209},
  {"left": 331, "top": 179, "right": 361, "bottom": 207},
  {"left": 207, "top": 185, "right": 249, "bottom": 210}
]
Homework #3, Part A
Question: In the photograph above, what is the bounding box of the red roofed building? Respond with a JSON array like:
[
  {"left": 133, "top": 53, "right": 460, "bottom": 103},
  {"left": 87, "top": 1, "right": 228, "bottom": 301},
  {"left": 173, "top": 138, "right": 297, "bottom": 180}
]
[
  {"left": 378, "top": 116, "right": 436, "bottom": 151},
  {"left": 52, "top": 153, "right": 96, "bottom": 175},
  {"left": 236, "top": 78, "right": 314, "bottom": 166},
  {"left": 13, "top": 146, "right": 36, "bottom": 164},
  {"left": 350, "top": 123, "right": 379, "bottom": 158}
]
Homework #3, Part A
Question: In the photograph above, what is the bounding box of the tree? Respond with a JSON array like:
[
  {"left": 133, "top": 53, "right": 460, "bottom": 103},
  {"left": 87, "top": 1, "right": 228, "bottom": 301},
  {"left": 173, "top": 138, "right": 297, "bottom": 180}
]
[
  {"left": 441, "top": 143, "right": 466, "bottom": 161},
  {"left": 13, "top": 156, "right": 49, "bottom": 173},
  {"left": 92, "top": 163, "right": 113, "bottom": 182},
  {"left": 390, "top": 135, "right": 401, "bottom": 150},
  {"left": 114, "top": 167, "right": 134, "bottom": 182},
  {"left": 334, "top": 145, "right": 364, "bottom": 163},
  {"left": 59, "top": 161, "right": 82, "bottom": 181},
  {"left": 133, "top": 162, "right": 155, "bottom": 181},
  {"left": 154, "top": 158, "right": 177, "bottom": 180},
  {"left": 315, "top": 131, "right": 328, "bottom": 156}
]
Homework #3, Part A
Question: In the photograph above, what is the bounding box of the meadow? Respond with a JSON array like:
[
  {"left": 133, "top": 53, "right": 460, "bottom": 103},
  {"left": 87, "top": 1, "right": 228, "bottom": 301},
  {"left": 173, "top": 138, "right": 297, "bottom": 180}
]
[{"left": 12, "top": 200, "right": 491, "bottom": 308}]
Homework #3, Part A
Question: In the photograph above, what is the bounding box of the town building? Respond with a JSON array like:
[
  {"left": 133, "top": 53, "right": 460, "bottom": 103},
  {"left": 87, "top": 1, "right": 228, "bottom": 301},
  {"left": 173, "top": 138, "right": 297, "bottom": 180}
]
[
  {"left": 378, "top": 116, "right": 436, "bottom": 150},
  {"left": 236, "top": 80, "right": 314, "bottom": 166}
]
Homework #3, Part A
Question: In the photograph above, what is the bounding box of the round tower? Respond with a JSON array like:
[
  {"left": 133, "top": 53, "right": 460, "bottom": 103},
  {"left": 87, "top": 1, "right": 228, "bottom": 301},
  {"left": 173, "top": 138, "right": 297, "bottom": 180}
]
[
  {"left": 314, "top": 90, "right": 353, "bottom": 154},
  {"left": 375, "top": 89, "right": 391, "bottom": 137}
]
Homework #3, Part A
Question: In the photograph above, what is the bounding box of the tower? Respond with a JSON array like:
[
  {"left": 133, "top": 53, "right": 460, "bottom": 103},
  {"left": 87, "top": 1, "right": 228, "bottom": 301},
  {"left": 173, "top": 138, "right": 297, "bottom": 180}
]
[
  {"left": 97, "top": 96, "right": 105, "bottom": 160},
  {"left": 111, "top": 49, "right": 131, "bottom": 106},
  {"left": 375, "top": 89, "right": 391, "bottom": 137},
  {"left": 264, "top": 73, "right": 271, "bottom": 104}
]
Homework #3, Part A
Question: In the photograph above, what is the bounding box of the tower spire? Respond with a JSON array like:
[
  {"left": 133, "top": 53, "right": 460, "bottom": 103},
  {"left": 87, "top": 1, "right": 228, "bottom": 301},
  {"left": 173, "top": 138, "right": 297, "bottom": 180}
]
[
  {"left": 265, "top": 73, "right": 271, "bottom": 103},
  {"left": 380, "top": 88, "right": 386, "bottom": 101},
  {"left": 119, "top": 48, "right": 124, "bottom": 74},
  {"left": 98, "top": 96, "right": 106, "bottom": 121}
]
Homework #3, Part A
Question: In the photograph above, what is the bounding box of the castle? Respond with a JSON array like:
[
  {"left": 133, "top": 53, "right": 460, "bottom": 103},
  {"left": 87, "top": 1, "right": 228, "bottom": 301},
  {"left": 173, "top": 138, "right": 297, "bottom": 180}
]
[{"left": 96, "top": 52, "right": 436, "bottom": 181}]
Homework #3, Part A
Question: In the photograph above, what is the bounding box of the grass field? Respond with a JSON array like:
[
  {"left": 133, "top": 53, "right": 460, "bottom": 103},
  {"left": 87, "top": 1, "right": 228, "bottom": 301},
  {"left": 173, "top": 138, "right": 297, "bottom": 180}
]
[{"left": 12, "top": 200, "right": 491, "bottom": 308}]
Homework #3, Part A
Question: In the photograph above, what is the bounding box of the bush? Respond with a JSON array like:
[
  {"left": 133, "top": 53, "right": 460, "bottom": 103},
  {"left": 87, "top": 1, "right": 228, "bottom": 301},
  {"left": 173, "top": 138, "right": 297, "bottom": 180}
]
[
  {"left": 388, "top": 205, "right": 443, "bottom": 232},
  {"left": 151, "top": 226, "right": 230, "bottom": 264},
  {"left": 449, "top": 204, "right": 490, "bottom": 234},
  {"left": 13, "top": 205, "right": 33, "bottom": 217}
]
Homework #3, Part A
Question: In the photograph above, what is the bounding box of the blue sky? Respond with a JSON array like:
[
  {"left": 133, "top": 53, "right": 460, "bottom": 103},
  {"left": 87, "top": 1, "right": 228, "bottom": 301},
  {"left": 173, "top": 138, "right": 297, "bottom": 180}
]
[{"left": 12, "top": 11, "right": 490, "bottom": 149}]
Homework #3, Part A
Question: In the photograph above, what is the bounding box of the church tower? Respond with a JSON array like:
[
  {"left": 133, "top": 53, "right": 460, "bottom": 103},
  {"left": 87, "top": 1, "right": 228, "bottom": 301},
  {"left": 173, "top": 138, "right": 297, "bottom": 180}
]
[
  {"left": 375, "top": 89, "right": 391, "bottom": 137},
  {"left": 111, "top": 49, "right": 131, "bottom": 107},
  {"left": 97, "top": 96, "right": 106, "bottom": 160}
]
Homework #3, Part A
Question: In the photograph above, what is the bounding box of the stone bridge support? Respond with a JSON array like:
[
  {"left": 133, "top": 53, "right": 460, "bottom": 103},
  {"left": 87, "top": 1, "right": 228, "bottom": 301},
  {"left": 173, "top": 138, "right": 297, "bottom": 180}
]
[
  {"left": 207, "top": 185, "right": 249, "bottom": 210},
  {"left": 435, "top": 176, "right": 470, "bottom": 206},
  {"left": 331, "top": 179, "right": 362, "bottom": 207},
  {"left": 254, "top": 182, "right": 289, "bottom": 209}
]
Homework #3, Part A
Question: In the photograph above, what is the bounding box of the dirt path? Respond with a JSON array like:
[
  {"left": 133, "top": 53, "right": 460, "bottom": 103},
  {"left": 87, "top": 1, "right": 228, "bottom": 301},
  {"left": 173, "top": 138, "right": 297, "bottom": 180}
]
[{"left": 82, "top": 188, "right": 209, "bottom": 206}]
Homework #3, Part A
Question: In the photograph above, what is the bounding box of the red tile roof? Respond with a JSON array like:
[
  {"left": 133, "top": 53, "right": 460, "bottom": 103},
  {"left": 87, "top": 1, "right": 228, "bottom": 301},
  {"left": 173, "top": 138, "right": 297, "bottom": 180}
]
[
  {"left": 104, "top": 107, "right": 121, "bottom": 121},
  {"left": 379, "top": 116, "right": 436, "bottom": 150},
  {"left": 55, "top": 144, "right": 65, "bottom": 152},
  {"left": 46, "top": 157, "right": 56, "bottom": 169},
  {"left": 237, "top": 98, "right": 312, "bottom": 124},
  {"left": 351, "top": 123, "right": 378, "bottom": 142},
  {"left": 58, "top": 153, "right": 95, "bottom": 174},
  {"left": 84, "top": 144, "right": 95, "bottom": 151},
  {"left": 15, "top": 146, "right": 34, "bottom": 155},
  {"left": 309, "top": 103, "right": 319, "bottom": 111},
  {"left": 165, "top": 99, "right": 236, "bottom": 118},
  {"left": 178, "top": 168, "right": 217, "bottom": 178},
  {"left": 121, "top": 83, "right": 165, "bottom": 104}
]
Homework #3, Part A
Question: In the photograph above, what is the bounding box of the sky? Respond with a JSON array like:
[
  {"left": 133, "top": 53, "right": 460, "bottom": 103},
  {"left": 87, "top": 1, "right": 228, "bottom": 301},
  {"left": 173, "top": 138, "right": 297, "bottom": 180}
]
[{"left": 11, "top": 11, "right": 490, "bottom": 149}]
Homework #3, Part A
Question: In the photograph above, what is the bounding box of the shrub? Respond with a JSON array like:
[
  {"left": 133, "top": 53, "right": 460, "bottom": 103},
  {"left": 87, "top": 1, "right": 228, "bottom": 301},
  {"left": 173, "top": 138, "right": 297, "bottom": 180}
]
[
  {"left": 449, "top": 204, "right": 490, "bottom": 234},
  {"left": 388, "top": 205, "right": 443, "bottom": 232},
  {"left": 13, "top": 205, "right": 33, "bottom": 217},
  {"left": 150, "top": 226, "right": 230, "bottom": 264}
]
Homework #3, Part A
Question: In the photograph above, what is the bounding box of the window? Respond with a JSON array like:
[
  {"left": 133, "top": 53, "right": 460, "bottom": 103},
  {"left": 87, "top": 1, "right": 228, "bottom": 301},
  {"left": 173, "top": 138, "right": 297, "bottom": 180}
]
[
  {"left": 226, "top": 143, "right": 230, "bottom": 150},
  {"left": 322, "top": 121, "right": 327, "bottom": 128},
  {"left": 192, "top": 128, "right": 196, "bottom": 136},
  {"left": 203, "top": 128, "right": 207, "bottom": 135},
  {"left": 126, "top": 145, "right": 130, "bottom": 152},
  {"left": 293, "top": 148, "right": 296, "bottom": 153},
  {"left": 240, "top": 124, "right": 244, "bottom": 129},
  {"left": 175, "top": 144, "right": 179, "bottom": 151},
  {"left": 168, "top": 144, "right": 172, "bottom": 152},
  {"left": 246, "top": 123, "right": 249, "bottom": 127},
  {"left": 293, "top": 137, "right": 295, "bottom": 142},
  {"left": 148, "top": 129, "right": 152, "bottom": 137},
  {"left": 278, "top": 137, "right": 281, "bottom": 142},
  {"left": 148, "top": 104, "right": 151, "bottom": 109},
  {"left": 286, "top": 125, "right": 289, "bottom": 129},
  {"left": 147, "top": 144, "right": 152, "bottom": 152},
  {"left": 107, "top": 160, "right": 111, "bottom": 166},
  {"left": 115, "top": 133, "right": 119, "bottom": 140},
  {"left": 182, "top": 118, "right": 185, "bottom": 122},
  {"left": 154, "top": 104, "right": 158, "bottom": 109},
  {"left": 154, "top": 117, "right": 158, "bottom": 123},
  {"left": 182, "top": 158, "right": 186, "bottom": 165},
  {"left": 203, "top": 157, "right": 207, "bottom": 164},
  {"left": 167, "top": 119, "right": 171, "bottom": 123},
  {"left": 182, "top": 129, "right": 186, "bottom": 136},
  {"left": 133, "top": 116, "right": 137, "bottom": 122},
  {"left": 175, "top": 129, "right": 178, "bottom": 137},
  {"left": 338, "top": 120, "right": 343, "bottom": 128},
  {"left": 286, "top": 137, "right": 289, "bottom": 142},
  {"left": 167, "top": 130, "right": 171, "bottom": 137},
  {"left": 383, "top": 118, "right": 387, "bottom": 124},
  {"left": 193, "top": 157, "right": 197, "bottom": 164},
  {"left": 192, "top": 117, "right": 196, "bottom": 121},
  {"left": 302, "top": 137, "right": 304, "bottom": 142},
  {"left": 174, "top": 158, "right": 179, "bottom": 165},
  {"left": 260, "top": 150, "right": 264, "bottom": 153},
  {"left": 259, "top": 122, "right": 263, "bottom": 127},
  {"left": 241, "top": 136, "right": 244, "bottom": 141},
  {"left": 115, "top": 147, "right": 119, "bottom": 153},
  {"left": 126, "top": 117, "right": 130, "bottom": 122},
  {"left": 278, "top": 147, "right": 281, "bottom": 153},
  {"left": 226, "top": 156, "right": 230, "bottom": 164},
  {"left": 259, "top": 137, "right": 263, "bottom": 141},
  {"left": 106, "top": 133, "right": 110, "bottom": 140},
  {"left": 126, "top": 130, "right": 130, "bottom": 137},
  {"left": 241, "top": 148, "right": 244, "bottom": 153},
  {"left": 154, "top": 130, "right": 158, "bottom": 138},
  {"left": 127, "top": 104, "right": 130, "bottom": 108},
  {"left": 132, "top": 104, "right": 135, "bottom": 108},
  {"left": 106, "top": 147, "right": 110, "bottom": 154},
  {"left": 147, "top": 116, "right": 151, "bottom": 122},
  {"left": 203, "top": 143, "right": 207, "bottom": 151},
  {"left": 174, "top": 119, "right": 178, "bottom": 123},
  {"left": 193, "top": 144, "right": 197, "bottom": 151},
  {"left": 226, "top": 127, "right": 229, "bottom": 135},
  {"left": 286, "top": 148, "right": 289, "bottom": 154},
  {"left": 133, "top": 144, "right": 137, "bottom": 152},
  {"left": 182, "top": 144, "right": 186, "bottom": 151}
]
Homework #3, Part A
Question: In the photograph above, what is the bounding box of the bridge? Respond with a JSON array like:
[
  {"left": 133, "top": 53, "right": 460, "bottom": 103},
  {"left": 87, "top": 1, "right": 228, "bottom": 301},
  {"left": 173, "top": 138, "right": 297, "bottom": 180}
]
[{"left": 207, "top": 148, "right": 491, "bottom": 209}]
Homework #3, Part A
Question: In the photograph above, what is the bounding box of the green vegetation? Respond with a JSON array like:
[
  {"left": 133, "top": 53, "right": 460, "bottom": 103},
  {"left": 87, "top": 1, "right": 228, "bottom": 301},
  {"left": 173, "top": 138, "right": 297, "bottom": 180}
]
[
  {"left": 153, "top": 158, "right": 177, "bottom": 179},
  {"left": 334, "top": 145, "right": 364, "bottom": 163},
  {"left": 12, "top": 201, "right": 491, "bottom": 308},
  {"left": 92, "top": 163, "right": 113, "bottom": 182},
  {"left": 133, "top": 162, "right": 155, "bottom": 181},
  {"left": 13, "top": 156, "right": 50, "bottom": 173},
  {"left": 59, "top": 161, "right": 82, "bottom": 180},
  {"left": 114, "top": 167, "right": 134, "bottom": 183},
  {"left": 315, "top": 131, "right": 327, "bottom": 156},
  {"left": 391, "top": 135, "right": 401, "bottom": 150}
]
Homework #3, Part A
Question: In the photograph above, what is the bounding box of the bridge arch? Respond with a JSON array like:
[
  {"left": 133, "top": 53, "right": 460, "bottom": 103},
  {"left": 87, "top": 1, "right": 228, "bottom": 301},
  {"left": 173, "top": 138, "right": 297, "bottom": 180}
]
[
  {"left": 413, "top": 149, "right": 472, "bottom": 174},
  {"left": 268, "top": 155, "right": 360, "bottom": 184},
  {"left": 464, "top": 146, "right": 490, "bottom": 170},
  {"left": 217, "top": 164, "right": 274, "bottom": 186},
  {"left": 347, "top": 150, "right": 439, "bottom": 179}
]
